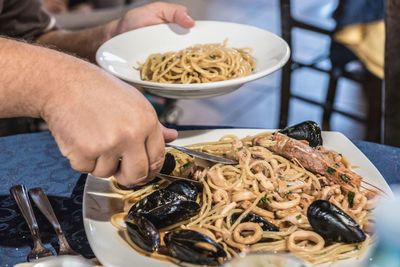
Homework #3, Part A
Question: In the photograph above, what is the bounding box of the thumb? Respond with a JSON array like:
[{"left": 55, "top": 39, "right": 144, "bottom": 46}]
[{"left": 160, "top": 123, "right": 178, "bottom": 143}]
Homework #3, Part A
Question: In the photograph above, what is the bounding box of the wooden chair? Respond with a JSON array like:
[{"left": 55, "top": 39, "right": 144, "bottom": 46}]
[
  {"left": 279, "top": 0, "right": 383, "bottom": 142},
  {"left": 384, "top": 0, "right": 400, "bottom": 147}
]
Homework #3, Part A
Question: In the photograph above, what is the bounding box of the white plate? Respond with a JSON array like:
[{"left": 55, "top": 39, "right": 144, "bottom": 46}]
[
  {"left": 96, "top": 21, "right": 290, "bottom": 99},
  {"left": 83, "top": 129, "right": 392, "bottom": 267}
]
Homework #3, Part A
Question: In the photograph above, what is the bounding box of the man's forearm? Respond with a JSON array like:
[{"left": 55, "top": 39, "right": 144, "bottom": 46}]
[
  {"left": 0, "top": 37, "right": 99, "bottom": 118},
  {"left": 36, "top": 21, "right": 117, "bottom": 62}
]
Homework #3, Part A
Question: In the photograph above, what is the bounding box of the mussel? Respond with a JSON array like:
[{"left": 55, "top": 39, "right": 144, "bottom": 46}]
[
  {"left": 128, "top": 180, "right": 200, "bottom": 228},
  {"left": 160, "top": 152, "right": 176, "bottom": 175},
  {"left": 126, "top": 215, "right": 160, "bottom": 252},
  {"left": 307, "top": 200, "right": 366, "bottom": 243},
  {"left": 231, "top": 212, "right": 279, "bottom": 231},
  {"left": 279, "top": 120, "right": 323, "bottom": 147},
  {"left": 164, "top": 229, "right": 227, "bottom": 266}
]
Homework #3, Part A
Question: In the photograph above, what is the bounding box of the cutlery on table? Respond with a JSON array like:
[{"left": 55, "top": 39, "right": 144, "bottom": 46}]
[
  {"left": 10, "top": 185, "right": 54, "bottom": 262},
  {"left": 166, "top": 144, "right": 238, "bottom": 165},
  {"left": 28, "top": 187, "right": 79, "bottom": 256}
]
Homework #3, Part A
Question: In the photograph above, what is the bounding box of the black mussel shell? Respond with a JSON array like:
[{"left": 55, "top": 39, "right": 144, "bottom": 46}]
[
  {"left": 126, "top": 215, "right": 160, "bottom": 252},
  {"left": 231, "top": 213, "right": 279, "bottom": 231},
  {"left": 279, "top": 120, "right": 323, "bottom": 147},
  {"left": 143, "top": 200, "right": 200, "bottom": 228},
  {"left": 164, "top": 229, "right": 226, "bottom": 266},
  {"left": 128, "top": 180, "right": 199, "bottom": 217},
  {"left": 160, "top": 152, "right": 176, "bottom": 175},
  {"left": 128, "top": 189, "right": 187, "bottom": 217},
  {"left": 165, "top": 180, "right": 198, "bottom": 201},
  {"left": 307, "top": 200, "right": 366, "bottom": 243}
]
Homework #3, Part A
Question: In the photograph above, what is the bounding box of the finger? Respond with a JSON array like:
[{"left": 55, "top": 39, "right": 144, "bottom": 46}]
[
  {"left": 91, "top": 153, "right": 120, "bottom": 178},
  {"left": 68, "top": 155, "right": 96, "bottom": 174},
  {"left": 146, "top": 126, "right": 166, "bottom": 175},
  {"left": 160, "top": 123, "right": 178, "bottom": 143},
  {"left": 114, "top": 144, "right": 150, "bottom": 187},
  {"left": 158, "top": 3, "right": 195, "bottom": 28}
]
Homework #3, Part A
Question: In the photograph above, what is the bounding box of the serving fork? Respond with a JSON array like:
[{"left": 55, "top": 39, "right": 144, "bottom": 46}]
[
  {"left": 166, "top": 144, "right": 238, "bottom": 165},
  {"left": 10, "top": 185, "right": 54, "bottom": 262}
]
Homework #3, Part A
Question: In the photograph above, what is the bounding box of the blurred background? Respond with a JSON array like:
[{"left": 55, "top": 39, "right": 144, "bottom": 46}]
[{"left": 4, "top": 0, "right": 387, "bottom": 143}]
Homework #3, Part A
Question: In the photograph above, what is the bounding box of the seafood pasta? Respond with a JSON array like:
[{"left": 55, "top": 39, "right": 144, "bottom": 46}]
[
  {"left": 136, "top": 39, "right": 255, "bottom": 84},
  {"left": 110, "top": 121, "right": 380, "bottom": 266}
]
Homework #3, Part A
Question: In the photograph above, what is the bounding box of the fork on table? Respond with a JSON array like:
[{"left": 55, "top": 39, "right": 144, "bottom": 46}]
[{"left": 10, "top": 185, "right": 81, "bottom": 262}]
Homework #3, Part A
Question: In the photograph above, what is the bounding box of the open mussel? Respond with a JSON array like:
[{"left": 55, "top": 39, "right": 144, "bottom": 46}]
[
  {"left": 126, "top": 215, "right": 160, "bottom": 252},
  {"left": 231, "top": 212, "right": 279, "bottom": 231},
  {"left": 307, "top": 200, "right": 366, "bottom": 243},
  {"left": 279, "top": 120, "right": 322, "bottom": 147},
  {"left": 164, "top": 229, "right": 227, "bottom": 266}
]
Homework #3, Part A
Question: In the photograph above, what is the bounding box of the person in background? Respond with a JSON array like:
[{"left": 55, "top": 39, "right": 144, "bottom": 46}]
[{"left": 0, "top": 1, "right": 195, "bottom": 186}]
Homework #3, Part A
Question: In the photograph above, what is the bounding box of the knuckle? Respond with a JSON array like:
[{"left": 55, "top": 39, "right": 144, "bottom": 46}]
[{"left": 149, "top": 156, "right": 165, "bottom": 172}]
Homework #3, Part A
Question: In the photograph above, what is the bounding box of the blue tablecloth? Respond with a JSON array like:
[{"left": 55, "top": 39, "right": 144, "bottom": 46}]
[{"left": 0, "top": 129, "right": 399, "bottom": 266}]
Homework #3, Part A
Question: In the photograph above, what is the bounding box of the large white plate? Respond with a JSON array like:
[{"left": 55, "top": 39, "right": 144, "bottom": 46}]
[
  {"left": 96, "top": 21, "right": 290, "bottom": 99},
  {"left": 83, "top": 129, "right": 392, "bottom": 267}
]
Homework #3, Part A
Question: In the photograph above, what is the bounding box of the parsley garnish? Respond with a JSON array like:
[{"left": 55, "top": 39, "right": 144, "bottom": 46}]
[
  {"left": 183, "top": 162, "right": 191, "bottom": 168},
  {"left": 261, "top": 195, "right": 267, "bottom": 203},
  {"left": 286, "top": 184, "right": 292, "bottom": 187},
  {"left": 161, "top": 56, "right": 166, "bottom": 61},
  {"left": 354, "top": 244, "right": 360, "bottom": 250},
  {"left": 152, "top": 183, "right": 159, "bottom": 189},
  {"left": 348, "top": 191, "right": 355, "bottom": 208},
  {"left": 296, "top": 214, "right": 302, "bottom": 220},
  {"left": 273, "top": 210, "right": 277, "bottom": 219},
  {"left": 340, "top": 174, "right": 350, "bottom": 183},
  {"left": 209, "top": 55, "right": 216, "bottom": 59},
  {"left": 236, "top": 147, "right": 243, "bottom": 151},
  {"left": 327, "top": 167, "right": 336, "bottom": 174}
]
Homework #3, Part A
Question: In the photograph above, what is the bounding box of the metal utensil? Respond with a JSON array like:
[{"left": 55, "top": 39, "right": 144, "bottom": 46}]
[
  {"left": 155, "top": 172, "right": 203, "bottom": 190},
  {"left": 28, "top": 187, "right": 79, "bottom": 256},
  {"left": 10, "top": 185, "right": 54, "bottom": 262},
  {"left": 166, "top": 144, "right": 238, "bottom": 165}
]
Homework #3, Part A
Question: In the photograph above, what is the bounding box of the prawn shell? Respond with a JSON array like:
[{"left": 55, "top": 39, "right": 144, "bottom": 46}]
[{"left": 307, "top": 200, "right": 366, "bottom": 243}]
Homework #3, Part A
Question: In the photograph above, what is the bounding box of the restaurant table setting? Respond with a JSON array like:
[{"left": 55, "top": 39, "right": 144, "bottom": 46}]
[{"left": 0, "top": 126, "right": 399, "bottom": 266}]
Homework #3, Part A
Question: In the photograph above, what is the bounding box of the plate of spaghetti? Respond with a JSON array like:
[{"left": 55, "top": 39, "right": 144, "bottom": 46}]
[
  {"left": 83, "top": 123, "right": 391, "bottom": 267},
  {"left": 96, "top": 21, "right": 290, "bottom": 98}
]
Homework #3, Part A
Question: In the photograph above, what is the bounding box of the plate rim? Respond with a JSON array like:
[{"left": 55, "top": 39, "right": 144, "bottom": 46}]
[{"left": 96, "top": 20, "right": 290, "bottom": 91}]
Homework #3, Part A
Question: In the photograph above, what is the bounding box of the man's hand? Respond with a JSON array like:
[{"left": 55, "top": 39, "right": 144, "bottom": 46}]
[
  {"left": 0, "top": 38, "right": 177, "bottom": 186},
  {"left": 108, "top": 2, "right": 195, "bottom": 37},
  {"left": 37, "top": 2, "right": 194, "bottom": 61},
  {"left": 41, "top": 62, "right": 177, "bottom": 186}
]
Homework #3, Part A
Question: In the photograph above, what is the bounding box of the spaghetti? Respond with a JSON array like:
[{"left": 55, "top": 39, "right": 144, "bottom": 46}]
[
  {"left": 136, "top": 40, "right": 256, "bottom": 84},
  {"left": 110, "top": 132, "right": 378, "bottom": 265}
]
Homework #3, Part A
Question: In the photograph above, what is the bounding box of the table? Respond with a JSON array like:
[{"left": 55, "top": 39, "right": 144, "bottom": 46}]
[{"left": 0, "top": 129, "right": 399, "bottom": 266}]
